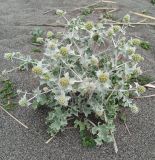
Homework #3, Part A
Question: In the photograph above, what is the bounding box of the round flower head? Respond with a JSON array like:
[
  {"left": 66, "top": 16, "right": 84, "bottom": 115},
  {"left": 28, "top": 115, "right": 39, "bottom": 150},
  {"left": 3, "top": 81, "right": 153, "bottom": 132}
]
[
  {"left": 85, "top": 21, "right": 94, "bottom": 30},
  {"left": 129, "top": 38, "right": 141, "bottom": 46},
  {"left": 56, "top": 32, "right": 63, "bottom": 39},
  {"left": 59, "top": 72, "right": 74, "bottom": 90},
  {"left": 79, "top": 80, "right": 96, "bottom": 95},
  {"left": 131, "top": 54, "right": 144, "bottom": 62},
  {"left": 123, "top": 14, "right": 130, "bottom": 23},
  {"left": 60, "top": 47, "right": 68, "bottom": 56},
  {"left": 19, "top": 95, "right": 30, "bottom": 107},
  {"left": 47, "top": 31, "right": 53, "bottom": 38},
  {"left": 36, "top": 37, "right": 44, "bottom": 43},
  {"left": 132, "top": 67, "right": 142, "bottom": 76},
  {"left": 137, "top": 85, "right": 146, "bottom": 94},
  {"left": 130, "top": 104, "right": 139, "bottom": 114},
  {"left": 56, "top": 9, "right": 66, "bottom": 16},
  {"left": 59, "top": 77, "right": 69, "bottom": 88},
  {"left": 113, "top": 25, "right": 121, "bottom": 33},
  {"left": 47, "top": 41, "right": 56, "bottom": 49},
  {"left": 127, "top": 47, "right": 135, "bottom": 55},
  {"left": 4, "top": 53, "right": 14, "bottom": 60},
  {"left": 91, "top": 55, "right": 99, "bottom": 66},
  {"left": 107, "top": 28, "right": 114, "bottom": 38},
  {"left": 55, "top": 93, "right": 71, "bottom": 106},
  {"left": 97, "top": 70, "right": 109, "bottom": 83},
  {"left": 57, "top": 96, "right": 66, "bottom": 105},
  {"left": 32, "top": 66, "right": 43, "bottom": 75},
  {"left": 119, "top": 37, "right": 126, "bottom": 47},
  {"left": 95, "top": 110, "right": 103, "bottom": 117}
]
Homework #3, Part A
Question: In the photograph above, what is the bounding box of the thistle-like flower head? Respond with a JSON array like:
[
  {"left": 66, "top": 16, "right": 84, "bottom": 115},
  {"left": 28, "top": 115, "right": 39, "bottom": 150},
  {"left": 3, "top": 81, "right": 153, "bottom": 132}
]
[
  {"left": 4, "top": 53, "right": 14, "bottom": 60},
  {"left": 85, "top": 21, "right": 94, "bottom": 30},
  {"left": 60, "top": 77, "right": 69, "bottom": 88},
  {"left": 36, "top": 37, "right": 44, "bottom": 43},
  {"left": 123, "top": 14, "right": 130, "bottom": 23},
  {"left": 55, "top": 92, "right": 71, "bottom": 106},
  {"left": 113, "top": 25, "right": 121, "bottom": 33},
  {"left": 130, "top": 104, "right": 139, "bottom": 114},
  {"left": 32, "top": 66, "right": 43, "bottom": 75},
  {"left": 137, "top": 85, "right": 146, "bottom": 94},
  {"left": 60, "top": 46, "right": 68, "bottom": 56},
  {"left": 131, "top": 54, "right": 144, "bottom": 62},
  {"left": 59, "top": 72, "right": 74, "bottom": 90},
  {"left": 107, "top": 27, "right": 114, "bottom": 38},
  {"left": 56, "top": 9, "right": 66, "bottom": 16},
  {"left": 97, "top": 70, "right": 109, "bottom": 83},
  {"left": 127, "top": 47, "right": 135, "bottom": 55},
  {"left": 91, "top": 55, "right": 99, "bottom": 66},
  {"left": 19, "top": 95, "right": 30, "bottom": 107},
  {"left": 129, "top": 38, "right": 141, "bottom": 46},
  {"left": 47, "top": 31, "right": 53, "bottom": 38}
]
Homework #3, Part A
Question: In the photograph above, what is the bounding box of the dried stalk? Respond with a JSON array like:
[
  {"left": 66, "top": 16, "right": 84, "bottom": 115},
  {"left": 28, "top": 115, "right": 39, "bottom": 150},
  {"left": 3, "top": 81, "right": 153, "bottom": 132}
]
[
  {"left": 137, "top": 18, "right": 147, "bottom": 23},
  {"left": 124, "top": 123, "right": 131, "bottom": 135},
  {"left": 130, "top": 11, "right": 155, "bottom": 21},
  {"left": 144, "top": 84, "right": 155, "bottom": 89},
  {"left": 134, "top": 94, "right": 155, "bottom": 99},
  {"left": 71, "top": 0, "right": 116, "bottom": 12},
  {"left": 45, "top": 136, "right": 55, "bottom": 144},
  {"left": 93, "top": 7, "right": 117, "bottom": 11},
  {"left": 24, "top": 22, "right": 155, "bottom": 28},
  {"left": 111, "top": 131, "right": 118, "bottom": 153},
  {"left": 25, "top": 23, "right": 66, "bottom": 27},
  {"left": 0, "top": 105, "right": 28, "bottom": 129},
  {"left": 102, "top": 0, "right": 117, "bottom": 3},
  {"left": 105, "top": 22, "right": 155, "bottom": 25},
  {"left": 108, "top": 8, "right": 119, "bottom": 13}
]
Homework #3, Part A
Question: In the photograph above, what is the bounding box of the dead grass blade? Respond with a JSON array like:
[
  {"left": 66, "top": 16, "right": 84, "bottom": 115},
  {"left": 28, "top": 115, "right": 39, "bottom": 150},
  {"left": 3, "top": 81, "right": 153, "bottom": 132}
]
[
  {"left": 0, "top": 105, "right": 28, "bottom": 129},
  {"left": 45, "top": 136, "right": 55, "bottom": 144},
  {"left": 130, "top": 11, "right": 155, "bottom": 21},
  {"left": 144, "top": 84, "right": 155, "bottom": 89},
  {"left": 134, "top": 94, "right": 155, "bottom": 99}
]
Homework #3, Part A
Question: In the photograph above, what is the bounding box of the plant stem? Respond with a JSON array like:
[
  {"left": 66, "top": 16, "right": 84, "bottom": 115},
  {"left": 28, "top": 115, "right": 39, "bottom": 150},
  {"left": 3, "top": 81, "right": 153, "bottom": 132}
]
[
  {"left": 61, "top": 59, "right": 82, "bottom": 82},
  {"left": 27, "top": 89, "right": 53, "bottom": 102}
]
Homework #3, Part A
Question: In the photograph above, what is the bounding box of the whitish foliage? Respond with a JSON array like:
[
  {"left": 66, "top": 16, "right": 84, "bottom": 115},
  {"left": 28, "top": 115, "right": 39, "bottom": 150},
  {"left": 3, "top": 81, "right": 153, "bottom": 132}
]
[{"left": 4, "top": 11, "right": 146, "bottom": 151}]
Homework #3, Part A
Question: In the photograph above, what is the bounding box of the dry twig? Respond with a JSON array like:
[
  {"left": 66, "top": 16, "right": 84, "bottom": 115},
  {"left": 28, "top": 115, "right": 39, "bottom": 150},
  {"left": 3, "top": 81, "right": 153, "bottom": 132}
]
[
  {"left": 137, "top": 18, "right": 147, "bottom": 23},
  {"left": 0, "top": 105, "right": 28, "bottom": 129},
  {"left": 134, "top": 94, "right": 155, "bottom": 99},
  {"left": 45, "top": 136, "right": 55, "bottom": 144},
  {"left": 130, "top": 11, "right": 155, "bottom": 21},
  {"left": 93, "top": 7, "right": 117, "bottom": 11},
  {"left": 108, "top": 8, "right": 119, "bottom": 13},
  {"left": 25, "top": 23, "right": 66, "bottom": 27},
  {"left": 124, "top": 123, "right": 131, "bottom": 135},
  {"left": 111, "top": 131, "right": 118, "bottom": 153},
  {"left": 144, "top": 84, "right": 155, "bottom": 89},
  {"left": 101, "top": 0, "right": 117, "bottom": 3},
  {"left": 70, "top": 0, "right": 116, "bottom": 12},
  {"left": 24, "top": 22, "right": 155, "bottom": 28}
]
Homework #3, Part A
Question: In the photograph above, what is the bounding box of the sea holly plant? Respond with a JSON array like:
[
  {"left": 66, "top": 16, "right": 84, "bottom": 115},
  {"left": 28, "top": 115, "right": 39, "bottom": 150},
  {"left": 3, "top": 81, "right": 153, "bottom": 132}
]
[{"left": 3, "top": 10, "right": 146, "bottom": 152}]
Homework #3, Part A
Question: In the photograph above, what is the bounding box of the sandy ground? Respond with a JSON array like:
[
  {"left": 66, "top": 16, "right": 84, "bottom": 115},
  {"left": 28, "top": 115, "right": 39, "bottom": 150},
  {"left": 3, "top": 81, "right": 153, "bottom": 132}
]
[{"left": 0, "top": 0, "right": 155, "bottom": 159}]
